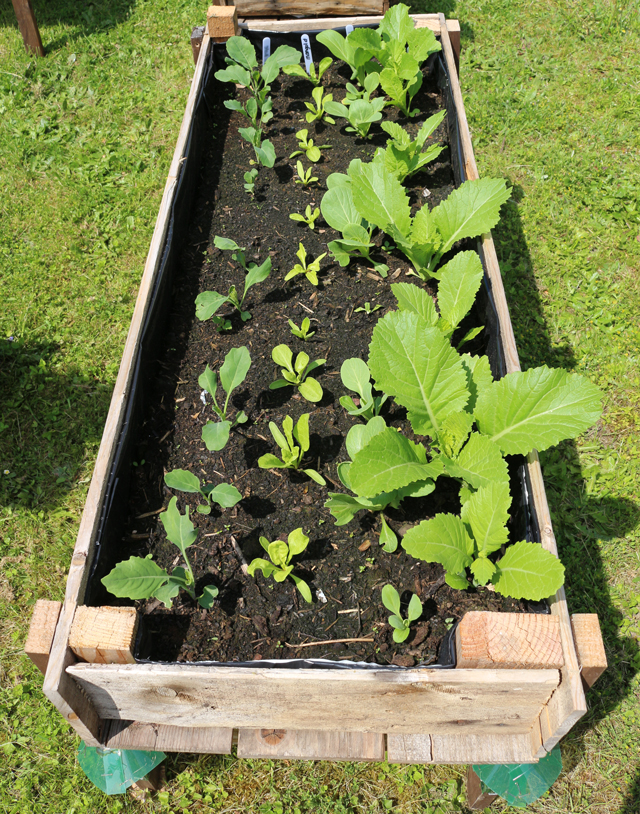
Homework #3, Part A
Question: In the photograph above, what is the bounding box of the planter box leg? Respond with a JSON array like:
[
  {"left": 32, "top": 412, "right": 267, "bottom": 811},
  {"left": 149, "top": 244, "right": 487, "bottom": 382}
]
[
  {"left": 191, "top": 26, "right": 205, "bottom": 65},
  {"left": 69, "top": 606, "right": 138, "bottom": 664},
  {"left": 11, "top": 0, "right": 44, "bottom": 57},
  {"left": 571, "top": 614, "right": 607, "bottom": 690},
  {"left": 207, "top": 5, "right": 239, "bottom": 43},
  {"left": 466, "top": 766, "right": 498, "bottom": 810},
  {"left": 25, "top": 599, "right": 62, "bottom": 674}
]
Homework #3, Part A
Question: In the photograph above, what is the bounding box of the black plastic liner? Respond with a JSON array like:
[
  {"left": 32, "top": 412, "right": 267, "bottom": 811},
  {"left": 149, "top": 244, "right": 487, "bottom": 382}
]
[{"left": 83, "top": 26, "right": 547, "bottom": 672}]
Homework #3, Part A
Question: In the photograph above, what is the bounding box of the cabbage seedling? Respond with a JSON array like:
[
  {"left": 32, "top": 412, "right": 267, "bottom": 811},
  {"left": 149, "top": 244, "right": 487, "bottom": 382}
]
[
  {"left": 244, "top": 168, "right": 258, "bottom": 195},
  {"left": 164, "top": 469, "right": 242, "bottom": 515},
  {"left": 283, "top": 57, "right": 332, "bottom": 86},
  {"left": 199, "top": 346, "right": 251, "bottom": 451},
  {"left": 285, "top": 243, "right": 326, "bottom": 286},
  {"left": 258, "top": 413, "right": 326, "bottom": 485},
  {"left": 288, "top": 316, "right": 315, "bottom": 340},
  {"left": 381, "top": 584, "right": 422, "bottom": 643},
  {"left": 324, "top": 97, "right": 386, "bottom": 139},
  {"left": 373, "top": 112, "right": 446, "bottom": 182},
  {"left": 270, "top": 343, "right": 324, "bottom": 403},
  {"left": 289, "top": 205, "right": 320, "bottom": 230},
  {"left": 339, "top": 358, "right": 387, "bottom": 421},
  {"left": 289, "top": 129, "right": 331, "bottom": 163},
  {"left": 294, "top": 160, "right": 318, "bottom": 187},
  {"left": 247, "top": 528, "right": 313, "bottom": 603},
  {"left": 304, "top": 86, "right": 336, "bottom": 124}
]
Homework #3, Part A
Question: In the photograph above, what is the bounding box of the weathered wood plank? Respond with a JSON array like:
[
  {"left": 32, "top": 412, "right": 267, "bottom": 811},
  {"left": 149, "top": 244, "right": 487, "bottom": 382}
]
[
  {"left": 387, "top": 729, "right": 542, "bottom": 765},
  {"left": 237, "top": 728, "right": 384, "bottom": 760},
  {"left": 25, "top": 600, "right": 62, "bottom": 675},
  {"left": 239, "top": 12, "right": 444, "bottom": 34},
  {"left": 235, "top": 1, "right": 386, "bottom": 17},
  {"left": 102, "top": 720, "right": 234, "bottom": 753},
  {"left": 69, "top": 606, "right": 138, "bottom": 664},
  {"left": 11, "top": 0, "right": 44, "bottom": 57},
  {"left": 571, "top": 614, "right": 607, "bottom": 689}
]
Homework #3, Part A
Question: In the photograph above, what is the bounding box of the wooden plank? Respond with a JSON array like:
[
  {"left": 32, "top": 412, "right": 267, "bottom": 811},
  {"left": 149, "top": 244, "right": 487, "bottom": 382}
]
[
  {"left": 387, "top": 729, "right": 542, "bottom": 765},
  {"left": 11, "top": 0, "right": 44, "bottom": 57},
  {"left": 571, "top": 614, "right": 607, "bottom": 689},
  {"left": 237, "top": 728, "right": 384, "bottom": 760},
  {"left": 25, "top": 600, "right": 62, "bottom": 675},
  {"left": 239, "top": 12, "right": 443, "bottom": 33},
  {"left": 41, "top": 30, "right": 214, "bottom": 744},
  {"left": 207, "top": 5, "right": 239, "bottom": 42},
  {"left": 386, "top": 734, "right": 432, "bottom": 763},
  {"left": 191, "top": 26, "right": 205, "bottom": 65},
  {"left": 466, "top": 767, "right": 499, "bottom": 810},
  {"left": 102, "top": 720, "right": 234, "bottom": 753},
  {"left": 66, "top": 663, "right": 559, "bottom": 734},
  {"left": 456, "top": 612, "right": 564, "bottom": 670},
  {"left": 69, "top": 606, "right": 138, "bottom": 664},
  {"left": 234, "top": 1, "right": 386, "bottom": 17}
]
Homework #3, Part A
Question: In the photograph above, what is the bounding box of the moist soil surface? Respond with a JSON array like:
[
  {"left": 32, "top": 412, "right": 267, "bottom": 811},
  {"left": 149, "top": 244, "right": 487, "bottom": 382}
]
[{"left": 114, "top": 61, "right": 527, "bottom": 666}]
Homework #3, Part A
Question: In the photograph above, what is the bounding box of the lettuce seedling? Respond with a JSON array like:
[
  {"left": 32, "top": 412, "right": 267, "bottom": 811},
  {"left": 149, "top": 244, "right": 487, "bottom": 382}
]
[
  {"left": 288, "top": 316, "right": 315, "bottom": 340},
  {"left": 258, "top": 413, "right": 326, "bottom": 485},
  {"left": 247, "top": 527, "right": 313, "bottom": 602},
  {"left": 373, "top": 112, "right": 446, "bottom": 182},
  {"left": 294, "top": 160, "right": 318, "bottom": 187},
  {"left": 164, "top": 469, "right": 242, "bottom": 515},
  {"left": 199, "top": 346, "right": 251, "bottom": 451},
  {"left": 304, "top": 86, "right": 337, "bottom": 124},
  {"left": 270, "top": 343, "right": 325, "bottom": 403},
  {"left": 196, "top": 236, "right": 271, "bottom": 327},
  {"left": 324, "top": 97, "right": 386, "bottom": 139},
  {"left": 283, "top": 57, "right": 332, "bottom": 86},
  {"left": 285, "top": 243, "right": 326, "bottom": 286},
  {"left": 289, "top": 205, "right": 320, "bottom": 230},
  {"left": 381, "top": 584, "right": 422, "bottom": 642},
  {"left": 289, "top": 129, "right": 331, "bottom": 163},
  {"left": 101, "top": 498, "right": 219, "bottom": 609},
  {"left": 339, "top": 358, "right": 387, "bottom": 421}
]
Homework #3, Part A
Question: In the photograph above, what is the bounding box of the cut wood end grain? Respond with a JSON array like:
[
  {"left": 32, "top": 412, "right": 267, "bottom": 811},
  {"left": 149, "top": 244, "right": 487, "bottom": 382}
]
[
  {"left": 69, "top": 606, "right": 138, "bottom": 664},
  {"left": 571, "top": 613, "right": 607, "bottom": 688},
  {"left": 25, "top": 599, "right": 63, "bottom": 675},
  {"left": 207, "top": 5, "right": 239, "bottom": 41}
]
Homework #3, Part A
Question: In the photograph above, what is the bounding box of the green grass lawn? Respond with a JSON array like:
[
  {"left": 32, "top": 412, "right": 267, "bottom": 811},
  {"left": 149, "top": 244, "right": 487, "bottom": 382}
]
[{"left": 1, "top": 1, "right": 639, "bottom": 812}]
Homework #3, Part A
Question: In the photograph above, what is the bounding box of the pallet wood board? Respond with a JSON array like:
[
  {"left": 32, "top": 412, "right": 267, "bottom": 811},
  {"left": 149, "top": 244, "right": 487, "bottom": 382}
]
[
  {"left": 237, "top": 729, "right": 385, "bottom": 761},
  {"left": 102, "top": 719, "right": 234, "bottom": 753},
  {"left": 233, "top": 0, "right": 388, "bottom": 16}
]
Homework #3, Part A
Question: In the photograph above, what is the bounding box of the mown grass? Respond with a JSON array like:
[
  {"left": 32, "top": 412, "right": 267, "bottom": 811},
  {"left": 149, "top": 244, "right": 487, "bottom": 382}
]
[{"left": 1, "top": 1, "right": 639, "bottom": 812}]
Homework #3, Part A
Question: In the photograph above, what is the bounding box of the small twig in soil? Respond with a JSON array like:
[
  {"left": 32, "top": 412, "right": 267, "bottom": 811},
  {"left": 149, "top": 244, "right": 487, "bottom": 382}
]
[
  {"left": 136, "top": 507, "right": 165, "bottom": 519},
  {"left": 286, "top": 637, "right": 374, "bottom": 648},
  {"left": 325, "top": 617, "right": 339, "bottom": 633},
  {"left": 229, "top": 534, "right": 249, "bottom": 576},
  {"left": 297, "top": 301, "right": 314, "bottom": 314},
  {"left": 159, "top": 430, "right": 170, "bottom": 443},
  {"left": 337, "top": 609, "right": 359, "bottom": 614}
]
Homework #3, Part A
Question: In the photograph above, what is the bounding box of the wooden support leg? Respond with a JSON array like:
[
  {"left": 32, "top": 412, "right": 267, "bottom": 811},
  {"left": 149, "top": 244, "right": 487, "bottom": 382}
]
[
  {"left": 11, "top": 0, "right": 45, "bottom": 56},
  {"left": 25, "top": 600, "right": 63, "bottom": 674},
  {"left": 131, "top": 764, "right": 166, "bottom": 796},
  {"left": 69, "top": 606, "right": 138, "bottom": 664},
  {"left": 191, "top": 26, "right": 205, "bottom": 65},
  {"left": 466, "top": 766, "right": 499, "bottom": 810},
  {"left": 571, "top": 614, "right": 607, "bottom": 689},
  {"left": 207, "top": 5, "right": 239, "bottom": 43}
]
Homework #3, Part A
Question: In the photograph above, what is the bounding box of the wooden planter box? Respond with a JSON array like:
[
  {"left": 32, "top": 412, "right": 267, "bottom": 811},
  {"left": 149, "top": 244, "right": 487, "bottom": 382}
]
[{"left": 29, "top": 11, "right": 606, "bottom": 767}]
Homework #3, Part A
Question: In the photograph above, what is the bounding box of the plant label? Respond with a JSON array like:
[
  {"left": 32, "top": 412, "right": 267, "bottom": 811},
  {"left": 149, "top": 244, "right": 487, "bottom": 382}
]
[
  {"left": 262, "top": 37, "right": 271, "bottom": 63},
  {"left": 301, "top": 34, "right": 313, "bottom": 74}
]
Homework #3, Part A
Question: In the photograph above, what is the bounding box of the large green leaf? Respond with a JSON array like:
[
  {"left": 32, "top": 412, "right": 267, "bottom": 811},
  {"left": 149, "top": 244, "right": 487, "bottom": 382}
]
[
  {"left": 402, "top": 513, "right": 474, "bottom": 574},
  {"left": 349, "top": 159, "right": 411, "bottom": 239},
  {"left": 325, "top": 493, "right": 370, "bottom": 525},
  {"left": 437, "top": 251, "right": 484, "bottom": 333},
  {"left": 160, "top": 497, "right": 197, "bottom": 554},
  {"left": 101, "top": 555, "right": 168, "bottom": 600},
  {"left": 340, "top": 358, "right": 373, "bottom": 402},
  {"left": 202, "top": 420, "right": 231, "bottom": 451},
  {"left": 321, "top": 185, "right": 361, "bottom": 233},
  {"left": 316, "top": 30, "right": 355, "bottom": 67},
  {"left": 214, "top": 64, "right": 251, "bottom": 87},
  {"left": 164, "top": 469, "right": 201, "bottom": 494},
  {"left": 206, "top": 483, "right": 242, "bottom": 508},
  {"left": 440, "top": 432, "right": 508, "bottom": 489},
  {"left": 475, "top": 366, "right": 603, "bottom": 455},
  {"left": 345, "top": 415, "right": 387, "bottom": 460},
  {"left": 391, "top": 282, "right": 438, "bottom": 325},
  {"left": 195, "top": 291, "right": 229, "bottom": 321},
  {"left": 244, "top": 257, "right": 271, "bottom": 293},
  {"left": 368, "top": 310, "right": 469, "bottom": 436},
  {"left": 225, "top": 36, "right": 257, "bottom": 71},
  {"left": 432, "top": 178, "right": 511, "bottom": 254},
  {"left": 378, "top": 3, "right": 414, "bottom": 44},
  {"left": 493, "top": 541, "right": 565, "bottom": 600},
  {"left": 460, "top": 354, "right": 493, "bottom": 413},
  {"left": 219, "top": 346, "right": 251, "bottom": 396},
  {"left": 461, "top": 481, "right": 511, "bottom": 556},
  {"left": 262, "top": 44, "right": 302, "bottom": 84}
]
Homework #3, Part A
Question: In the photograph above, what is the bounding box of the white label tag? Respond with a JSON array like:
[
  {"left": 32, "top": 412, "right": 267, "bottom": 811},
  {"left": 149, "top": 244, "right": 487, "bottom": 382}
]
[
  {"left": 301, "top": 34, "right": 313, "bottom": 74},
  {"left": 345, "top": 24, "right": 354, "bottom": 35},
  {"left": 262, "top": 37, "right": 271, "bottom": 63}
]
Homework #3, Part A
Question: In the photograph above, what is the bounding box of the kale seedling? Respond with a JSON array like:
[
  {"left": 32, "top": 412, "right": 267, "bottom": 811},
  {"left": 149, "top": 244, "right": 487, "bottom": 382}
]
[
  {"left": 196, "top": 236, "right": 271, "bottom": 327},
  {"left": 354, "top": 302, "right": 382, "bottom": 314},
  {"left": 247, "top": 528, "right": 313, "bottom": 603},
  {"left": 289, "top": 129, "right": 331, "bottom": 163},
  {"left": 289, "top": 204, "right": 320, "bottom": 230},
  {"left": 294, "top": 160, "right": 318, "bottom": 187},
  {"left": 381, "top": 584, "right": 422, "bottom": 643},
  {"left": 283, "top": 56, "right": 332, "bottom": 86},
  {"left": 304, "top": 86, "right": 336, "bottom": 124},
  {"left": 285, "top": 242, "right": 326, "bottom": 286},
  {"left": 339, "top": 358, "right": 387, "bottom": 421},
  {"left": 199, "top": 346, "right": 251, "bottom": 451},
  {"left": 288, "top": 316, "right": 315, "bottom": 341},
  {"left": 102, "top": 498, "right": 219, "bottom": 609},
  {"left": 258, "top": 413, "right": 326, "bottom": 485},
  {"left": 164, "top": 469, "right": 242, "bottom": 515},
  {"left": 270, "top": 343, "right": 325, "bottom": 403}
]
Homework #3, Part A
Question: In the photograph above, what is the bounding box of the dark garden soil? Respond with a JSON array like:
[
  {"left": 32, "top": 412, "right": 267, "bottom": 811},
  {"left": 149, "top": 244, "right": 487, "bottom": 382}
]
[{"left": 112, "top": 60, "right": 527, "bottom": 666}]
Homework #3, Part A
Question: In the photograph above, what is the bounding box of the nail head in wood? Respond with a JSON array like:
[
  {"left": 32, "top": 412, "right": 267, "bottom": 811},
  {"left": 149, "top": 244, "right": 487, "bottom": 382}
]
[
  {"left": 571, "top": 613, "right": 607, "bottom": 689},
  {"left": 456, "top": 611, "right": 564, "bottom": 670},
  {"left": 69, "top": 606, "right": 138, "bottom": 664},
  {"left": 25, "top": 599, "right": 63, "bottom": 675},
  {"left": 207, "top": 5, "right": 239, "bottom": 42},
  {"left": 466, "top": 766, "right": 499, "bottom": 810}
]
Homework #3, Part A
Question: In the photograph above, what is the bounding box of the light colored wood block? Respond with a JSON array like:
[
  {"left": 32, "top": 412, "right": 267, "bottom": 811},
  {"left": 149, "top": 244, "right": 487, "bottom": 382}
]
[
  {"left": 207, "top": 5, "right": 239, "bottom": 41},
  {"left": 571, "top": 613, "right": 607, "bottom": 688},
  {"left": 69, "top": 606, "right": 138, "bottom": 664},
  {"left": 237, "top": 728, "right": 384, "bottom": 760},
  {"left": 25, "top": 600, "right": 62, "bottom": 675},
  {"left": 102, "top": 720, "right": 234, "bottom": 753},
  {"left": 456, "top": 612, "right": 564, "bottom": 670}
]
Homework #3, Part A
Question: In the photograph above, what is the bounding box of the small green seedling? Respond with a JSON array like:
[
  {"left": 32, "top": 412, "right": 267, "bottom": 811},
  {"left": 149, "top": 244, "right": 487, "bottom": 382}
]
[
  {"left": 285, "top": 242, "right": 326, "bottom": 286},
  {"left": 289, "top": 205, "right": 320, "bottom": 230},
  {"left": 258, "top": 413, "right": 326, "bottom": 485},
  {"left": 294, "top": 160, "right": 318, "bottom": 187},
  {"left": 244, "top": 168, "right": 258, "bottom": 195},
  {"left": 270, "top": 343, "right": 325, "bottom": 403},
  {"left": 289, "top": 129, "right": 331, "bottom": 163},
  {"left": 339, "top": 358, "right": 387, "bottom": 421},
  {"left": 354, "top": 301, "right": 382, "bottom": 315},
  {"left": 283, "top": 57, "right": 332, "bottom": 86},
  {"left": 381, "top": 584, "right": 422, "bottom": 643},
  {"left": 199, "top": 346, "right": 251, "bottom": 451},
  {"left": 304, "top": 86, "right": 336, "bottom": 124},
  {"left": 373, "top": 113, "right": 446, "bottom": 182},
  {"left": 324, "top": 97, "right": 386, "bottom": 139},
  {"left": 288, "top": 316, "right": 315, "bottom": 341},
  {"left": 164, "top": 469, "right": 242, "bottom": 515},
  {"left": 247, "top": 528, "right": 313, "bottom": 602},
  {"left": 196, "top": 236, "right": 271, "bottom": 327},
  {"left": 102, "top": 498, "right": 219, "bottom": 609}
]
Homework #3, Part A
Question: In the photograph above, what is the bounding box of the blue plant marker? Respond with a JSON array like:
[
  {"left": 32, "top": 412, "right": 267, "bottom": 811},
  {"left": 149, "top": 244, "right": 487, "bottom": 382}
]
[
  {"left": 77, "top": 744, "right": 165, "bottom": 795},
  {"left": 473, "top": 745, "right": 563, "bottom": 808}
]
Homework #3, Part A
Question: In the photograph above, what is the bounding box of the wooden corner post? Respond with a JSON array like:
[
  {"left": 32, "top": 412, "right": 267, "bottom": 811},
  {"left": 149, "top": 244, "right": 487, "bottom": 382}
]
[{"left": 207, "top": 4, "right": 239, "bottom": 42}]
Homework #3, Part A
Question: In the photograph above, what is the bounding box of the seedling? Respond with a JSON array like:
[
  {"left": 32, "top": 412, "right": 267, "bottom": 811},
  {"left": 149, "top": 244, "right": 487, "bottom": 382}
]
[
  {"left": 258, "top": 413, "right": 326, "bottom": 485},
  {"left": 289, "top": 129, "right": 331, "bottom": 163},
  {"left": 381, "top": 584, "right": 422, "bottom": 643},
  {"left": 304, "top": 86, "right": 336, "bottom": 124},
  {"left": 283, "top": 57, "right": 332, "bottom": 86},
  {"left": 288, "top": 316, "right": 315, "bottom": 341},
  {"left": 164, "top": 469, "right": 242, "bottom": 515},
  {"left": 373, "top": 113, "right": 446, "bottom": 182},
  {"left": 270, "top": 343, "right": 325, "bottom": 403},
  {"left": 285, "top": 243, "right": 326, "bottom": 287},
  {"left": 199, "top": 346, "right": 251, "bottom": 451},
  {"left": 244, "top": 167, "right": 258, "bottom": 195},
  {"left": 294, "top": 160, "right": 318, "bottom": 187},
  {"left": 289, "top": 205, "right": 320, "bottom": 230},
  {"left": 247, "top": 528, "right": 313, "bottom": 602},
  {"left": 324, "top": 97, "right": 386, "bottom": 139},
  {"left": 339, "top": 358, "right": 387, "bottom": 421},
  {"left": 102, "top": 498, "right": 219, "bottom": 609},
  {"left": 354, "top": 301, "right": 382, "bottom": 314},
  {"left": 195, "top": 236, "right": 271, "bottom": 327}
]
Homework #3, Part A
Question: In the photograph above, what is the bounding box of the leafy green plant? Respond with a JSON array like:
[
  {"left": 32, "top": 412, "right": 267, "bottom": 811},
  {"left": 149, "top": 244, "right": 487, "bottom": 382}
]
[
  {"left": 164, "top": 469, "right": 242, "bottom": 515},
  {"left": 269, "top": 343, "right": 325, "bottom": 403},
  {"left": 101, "top": 498, "right": 218, "bottom": 609},
  {"left": 294, "top": 160, "right": 318, "bottom": 187},
  {"left": 354, "top": 301, "right": 382, "bottom": 314},
  {"left": 289, "top": 129, "right": 331, "bottom": 163},
  {"left": 247, "top": 528, "right": 313, "bottom": 602},
  {"left": 342, "top": 73, "right": 381, "bottom": 104},
  {"left": 339, "top": 358, "right": 387, "bottom": 420},
  {"left": 288, "top": 316, "right": 315, "bottom": 340},
  {"left": 199, "top": 346, "right": 251, "bottom": 451},
  {"left": 282, "top": 57, "right": 332, "bottom": 86},
  {"left": 244, "top": 167, "right": 258, "bottom": 195},
  {"left": 381, "top": 584, "right": 422, "bottom": 642},
  {"left": 289, "top": 204, "right": 320, "bottom": 230},
  {"left": 324, "top": 97, "right": 386, "bottom": 139},
  {"left": 304, "top": 86, "right": 337, "bottom": 124},
  {"left": 373, "top": 112, "right": 446, "bottom": 182},
  {"left": 258, "top": 413, "right": 326, "bottom": 485},
  {"left": 195, "top": 236, "right": 271, "bottom": 327},
  {"left": 285, "top": 242, "right": 326, "bottom": 286}
]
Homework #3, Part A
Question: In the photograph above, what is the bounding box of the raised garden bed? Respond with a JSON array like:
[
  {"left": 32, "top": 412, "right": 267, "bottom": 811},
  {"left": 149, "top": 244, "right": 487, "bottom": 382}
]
[{"left": 33, "top": 9, "right": 605, "bottom": 770}]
